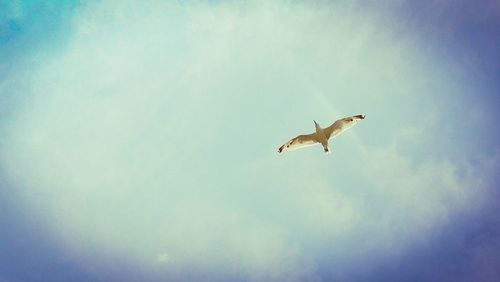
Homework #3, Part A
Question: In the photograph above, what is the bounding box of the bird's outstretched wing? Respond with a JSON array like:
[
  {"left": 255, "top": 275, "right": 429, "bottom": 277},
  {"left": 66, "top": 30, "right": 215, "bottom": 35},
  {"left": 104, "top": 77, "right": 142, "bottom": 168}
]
[
  {"left": 324, "top": 114, "right": 366, "bottom": 140},
  {"left": 278, "top": 133, "right": 318, "bottom": 153}
]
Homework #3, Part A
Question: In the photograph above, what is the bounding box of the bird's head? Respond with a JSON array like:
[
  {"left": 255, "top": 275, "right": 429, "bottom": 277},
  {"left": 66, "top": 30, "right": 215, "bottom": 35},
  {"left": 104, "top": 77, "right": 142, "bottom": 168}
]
[{"left": 313, "top": 120, "right": 321, "bottom": 130}]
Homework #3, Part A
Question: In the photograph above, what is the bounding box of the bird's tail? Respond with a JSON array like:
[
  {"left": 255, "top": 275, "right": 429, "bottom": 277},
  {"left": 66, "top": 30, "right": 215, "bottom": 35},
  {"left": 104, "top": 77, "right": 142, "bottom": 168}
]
[{"left": 324, "top": 147, "right": 331, "bottom": 154}]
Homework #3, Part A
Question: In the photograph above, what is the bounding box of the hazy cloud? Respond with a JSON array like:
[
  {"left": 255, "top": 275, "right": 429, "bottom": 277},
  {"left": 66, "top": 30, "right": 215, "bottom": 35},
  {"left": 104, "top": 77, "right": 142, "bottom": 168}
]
[{"left": 0, "top": 1, "right": 497, "bottom": 281}]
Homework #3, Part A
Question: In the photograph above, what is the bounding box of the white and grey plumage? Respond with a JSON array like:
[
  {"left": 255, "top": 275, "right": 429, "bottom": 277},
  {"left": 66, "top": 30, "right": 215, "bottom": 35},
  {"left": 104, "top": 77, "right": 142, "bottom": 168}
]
[{"left": 278, "top": 114, "right": 366, "bottom": 154}]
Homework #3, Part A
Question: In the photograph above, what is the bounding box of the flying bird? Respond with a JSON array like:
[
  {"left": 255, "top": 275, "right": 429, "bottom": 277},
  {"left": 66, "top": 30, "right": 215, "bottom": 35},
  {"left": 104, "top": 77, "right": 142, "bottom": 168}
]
[{"left": 278, "top": 114, "right": 366, "bottom": 154}]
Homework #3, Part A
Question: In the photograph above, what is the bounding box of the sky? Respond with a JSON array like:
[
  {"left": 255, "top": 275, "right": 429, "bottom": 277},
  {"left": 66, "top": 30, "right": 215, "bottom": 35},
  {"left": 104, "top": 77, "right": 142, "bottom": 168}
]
[{"left": 0, "top": 1, "right": 499, "bottom": 281}]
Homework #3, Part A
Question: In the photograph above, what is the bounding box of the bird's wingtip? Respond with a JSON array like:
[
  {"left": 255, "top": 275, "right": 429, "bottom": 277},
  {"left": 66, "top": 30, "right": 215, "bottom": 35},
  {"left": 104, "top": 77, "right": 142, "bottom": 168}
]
[{"left": 278, "top": 145, "right": 284, "bottom": 153}]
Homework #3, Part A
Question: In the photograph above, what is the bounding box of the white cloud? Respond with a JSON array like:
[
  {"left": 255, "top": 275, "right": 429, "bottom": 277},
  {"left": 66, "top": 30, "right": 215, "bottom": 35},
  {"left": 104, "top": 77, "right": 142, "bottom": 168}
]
[{"left": 0, "top": 0, "right": 497, "bottom": 281}]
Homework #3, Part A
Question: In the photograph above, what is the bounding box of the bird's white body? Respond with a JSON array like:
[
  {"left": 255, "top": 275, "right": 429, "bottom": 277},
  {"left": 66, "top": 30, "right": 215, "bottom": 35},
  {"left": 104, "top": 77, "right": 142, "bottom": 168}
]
[
  {"left": 314, "top": 120, "right": 330, "bottom": 153},
  {"left": 278, "top": 114, "right": 366, "bottom": 154}
]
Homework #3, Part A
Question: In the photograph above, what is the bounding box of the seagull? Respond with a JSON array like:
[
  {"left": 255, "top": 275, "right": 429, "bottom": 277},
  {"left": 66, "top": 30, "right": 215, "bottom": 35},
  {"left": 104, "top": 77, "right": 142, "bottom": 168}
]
[{"left": 278, "top": 114, "right": 366, "bottom": 154}]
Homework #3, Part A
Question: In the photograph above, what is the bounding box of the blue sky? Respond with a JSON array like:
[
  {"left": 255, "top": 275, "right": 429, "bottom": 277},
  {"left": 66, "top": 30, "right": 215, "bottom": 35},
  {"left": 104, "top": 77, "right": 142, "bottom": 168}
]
[{"left": 1, "top": 1, "right": 499, "bottom": 281}]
